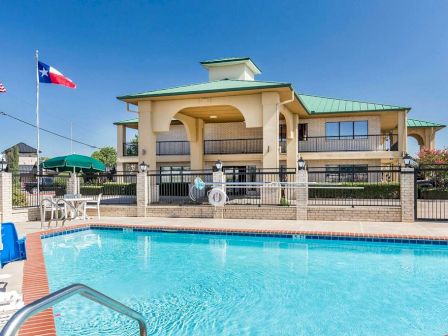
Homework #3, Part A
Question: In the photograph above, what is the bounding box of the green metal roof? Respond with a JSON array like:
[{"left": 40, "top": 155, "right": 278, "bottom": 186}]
[
  {"left": 297, "top": 94, "right": 409, "bottom": 114},
  {"left": 113, "top": 118, "right": 138, "bottom": 125},
  {"left": 117, "top": 79, "right": 291, "bottom": 100},
  {"left": 407, "top": 118, "right": 445, "bottom": 128}
]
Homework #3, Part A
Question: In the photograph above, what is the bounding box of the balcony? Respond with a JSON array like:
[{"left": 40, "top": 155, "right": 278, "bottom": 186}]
[
  {"left": 123, "top": 143, "right": 138, "bottom": 156},
  {"left": 298, "top": 134, "right": 398, "bottom": 152},
  {"left": 157, "top": 141, "right": 190, "bottom": 155},
  {"left": 204, "top": 138, "right": 263, "bottom": 155},
  {"left": 123, "top": 134, "right": 398, "bottom": 158}
]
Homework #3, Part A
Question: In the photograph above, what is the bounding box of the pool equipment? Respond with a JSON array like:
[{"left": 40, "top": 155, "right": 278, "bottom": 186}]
[{"left": 0, "top": 223, "right": 26, "bottom": 268}]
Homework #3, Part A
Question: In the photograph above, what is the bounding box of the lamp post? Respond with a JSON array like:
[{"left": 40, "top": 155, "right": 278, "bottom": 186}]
[
  {"left": 403, "top": 153, "right": 413, "bottom": 168},
  {"left": 0, "top": 157, "right": 7, "bottom": 172},
  {"left": 139, "top": 161, "right": 148, "bottom": 173},
  {"left": 215, "top": 160, "right": 222, "bottom": 172},
  {"left": 297, "top": 157, "right": 306, "bottom": 170}
]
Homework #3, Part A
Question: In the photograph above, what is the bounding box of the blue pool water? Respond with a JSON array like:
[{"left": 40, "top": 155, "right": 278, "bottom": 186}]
[{"left": 42, "top": 229, "right": 448, "bottom": 335}]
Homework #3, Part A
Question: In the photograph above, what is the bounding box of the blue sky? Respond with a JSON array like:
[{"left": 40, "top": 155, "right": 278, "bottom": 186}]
[{"left": 1, "top": 0, "right": 447, "bottom": 157}]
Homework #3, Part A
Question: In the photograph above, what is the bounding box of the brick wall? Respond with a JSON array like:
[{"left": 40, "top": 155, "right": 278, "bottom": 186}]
[{"left": 307, "top": 206, "right": 402, "bottom": 222}]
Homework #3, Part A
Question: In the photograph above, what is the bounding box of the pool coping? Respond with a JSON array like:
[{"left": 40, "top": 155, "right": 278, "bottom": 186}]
[{"left": 19, "top": 222, "right": 448, "bottom": 335}]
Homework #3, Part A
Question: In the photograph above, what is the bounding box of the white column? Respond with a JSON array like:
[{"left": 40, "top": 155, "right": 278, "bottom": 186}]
[
  {"left": 296, "top": 169, "right": 308, "bottom": 220},
  {"left": 138, "top": 101, "right": 157, "bottom": 170},
  {"left": 262, "top": 92, "right": 280, "bottom": 169},
  {"left": 212, "top": 170, "right": 225, "bottom": 218},
  {"left": 0, "top": 172, "right": 13, "bottom": 223},
  {"left": 137, "top": 172, "right": 148, "bottom": 217},
  {"left": 398, "top": 110, "right": 408, "bottom": 157},
  {"left": 117, "top": 125, "right": 126, "bottom": 157},
  {"left": 190, "top": 119, "right": 204, "bottom": 170},
  {"left": 287, "top": 113, "right": 299, "bottom": 170},
  {"left": 400, "top": 167, "right": 415, "bottom": 222},
  {"left": 66, "top": 173, "right": 80, "bottom": 196}
]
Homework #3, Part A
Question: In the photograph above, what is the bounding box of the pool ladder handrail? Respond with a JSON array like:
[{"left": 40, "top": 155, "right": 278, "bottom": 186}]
[{"left": 0, "top": 283, "right": 148, "bottom": 336}]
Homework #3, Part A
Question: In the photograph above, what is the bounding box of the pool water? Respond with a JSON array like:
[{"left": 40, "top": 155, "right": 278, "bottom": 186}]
[{"left": 42, "top": 229, "right": 448, "bottom": 335}]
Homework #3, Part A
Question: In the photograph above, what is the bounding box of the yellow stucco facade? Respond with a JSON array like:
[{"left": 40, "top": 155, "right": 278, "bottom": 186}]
[{"left": 115, "top": 57, "right": 444, "bottom": 172}]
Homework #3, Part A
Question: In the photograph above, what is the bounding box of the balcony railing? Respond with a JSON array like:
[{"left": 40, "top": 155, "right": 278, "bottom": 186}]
[
  {"left": 157, "top": 141, "right": 190, "bottom": 155},
  {"left": 204, "top": 138, "right": 263, "bottom": 154},
  {"left": 123, "top": 134, "right": 398, "bottom": 157},
  {"left": 123, "top": 143, "right": 138, "bottom": 156},
  {"left": 298, "top": 134, "right": 398, "bottom": 152}
]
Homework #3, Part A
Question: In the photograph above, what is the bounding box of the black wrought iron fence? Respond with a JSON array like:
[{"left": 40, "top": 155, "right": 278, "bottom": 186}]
[
  {"left": 147, "top": 171, "right": 213, "bottom": 204},
  {"left": 223, "top": 168, "right": 296, "bottom": 206},
  {"left": 307, "top": 166, "right": 401, "bottom": 206},
  {"left": 415, "top": 164, "right": 448, "bottom": 221},
  {"left": 80, "top": 173, "right": 137, "bottom": 204},
  {"left": 298, "top": 134, "right": 399, "bottom": 152},
  {"left": 12, "top": 173, "right": 69, "bottom": 208}
]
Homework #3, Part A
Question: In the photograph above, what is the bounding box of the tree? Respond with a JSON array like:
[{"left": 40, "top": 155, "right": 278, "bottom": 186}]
[
  {"left": 6, "top": 146, "right": 19, "bottom": 173},
  {"left": 418, "top": 148, "right": 448, "bottom": 165},
  {"left": 91, "top": 146, "right": 117, "bottom": 169}
]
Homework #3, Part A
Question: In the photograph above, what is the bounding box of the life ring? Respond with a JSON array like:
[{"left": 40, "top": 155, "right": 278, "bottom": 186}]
[{"left": 208, "top": 188, "right": 227, "bottom": 207}]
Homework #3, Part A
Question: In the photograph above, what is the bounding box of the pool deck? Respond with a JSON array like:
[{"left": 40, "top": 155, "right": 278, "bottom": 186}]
[{"left": 2, "top": 216, "right": 448, "bottom": 334}]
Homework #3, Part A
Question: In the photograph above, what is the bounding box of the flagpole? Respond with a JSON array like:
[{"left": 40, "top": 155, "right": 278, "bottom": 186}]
[{"left": 35, "top": 50, "right": 40, "bottom": 205}]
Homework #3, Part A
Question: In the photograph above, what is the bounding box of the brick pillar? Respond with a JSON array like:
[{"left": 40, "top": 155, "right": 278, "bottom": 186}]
[
  {"left": 212, "top": 171, "right": 225, "bottom": 218},
  {"left": 296, "top": 169, "right": 308, "bottom": 220},
  {"left": 400, "top": 167, "right": 415, "bottom": 222},
  {"left": 66, "top": 173, "right": 80, "bottom": 195},
  {"left": 137, "top": 172, "right": 148, "bottom": 217},
  {"left": 0, "top": 172, "right": 13, "bottom": 222}
]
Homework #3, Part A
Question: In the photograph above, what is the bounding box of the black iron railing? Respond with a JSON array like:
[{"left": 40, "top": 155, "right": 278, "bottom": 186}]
[
  {"left": 298, "top": 134, "right": 398, "bottom": 152},
  {"left": 157, "top": 141, "right": 190, "bottom": 155},
  {"left": 204, "top": 138, "right": 263, "bottom": 154},
  {"left": 80, "top": 173, "right": 137, "bottom": 205},
  {"left": 123, "top": 143, "right": 138, "bottom": 156},
  {"left": 12, "top": 174, "right": 69, "bottom": 208},
  {"left": 307, "top": 166, "right": 401, "bottom": 207}
]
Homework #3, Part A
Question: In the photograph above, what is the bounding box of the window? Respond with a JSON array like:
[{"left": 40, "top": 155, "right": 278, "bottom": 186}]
[
  {"left": 325, "top": 121, "right": 368, "bottom": 139},
  {"left": 325, "top": 165, "right": 368, "bottom": 182},
  {"left": 298, "top": 124, "right": 308, "bottom": 141}
]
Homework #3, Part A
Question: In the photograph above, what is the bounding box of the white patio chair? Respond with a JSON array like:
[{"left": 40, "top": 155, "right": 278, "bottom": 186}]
[
  {"left": 85, "top": 193, "right": 102, "bottom": 219},
  {"left": 40, "top": 198, "right": 64, "bottom": 228}
]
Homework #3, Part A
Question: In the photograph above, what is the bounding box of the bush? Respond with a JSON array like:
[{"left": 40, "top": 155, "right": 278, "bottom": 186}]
[
  {"left": 103, "top": 182, "right": 136, "bottom": 195},
  {"left": 13, "top": 189, "right": 27, "bottom": 207},
  {"left": 279, "top": 197, "right": 290, "bottom": 206},
  {"left": 420, "top": 189, "right": 448, "bottom": 200},
  {"left": 80, "top": 185, "right": 104, "bottom": 196},
  {"left": 309, "top": 183, "right": 400, "bottom": 199}
]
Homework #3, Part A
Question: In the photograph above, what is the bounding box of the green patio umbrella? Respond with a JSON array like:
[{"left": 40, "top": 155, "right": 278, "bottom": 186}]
[{"left": 40, "top": 154, "right": 106, "bottom": 173}]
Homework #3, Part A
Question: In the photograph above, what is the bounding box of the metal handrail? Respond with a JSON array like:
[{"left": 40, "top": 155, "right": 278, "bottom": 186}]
[{"left": 0, "top": 283, "right": 148, "bottom": 336}]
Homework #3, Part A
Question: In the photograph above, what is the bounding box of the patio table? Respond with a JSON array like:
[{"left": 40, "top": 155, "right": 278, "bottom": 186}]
[{"left": 63, "top": 197, "right": 94, "bottom": 220}]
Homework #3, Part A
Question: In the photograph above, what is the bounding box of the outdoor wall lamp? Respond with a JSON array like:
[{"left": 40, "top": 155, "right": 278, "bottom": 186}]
[
  {"left": 0, "top": 157, "right": 7, "bottom": 172},
  {"left": 215, "top": 160, "right": 222, "bottom": 172},
  {"left": 139, "top": 161, "right": 148, "bottom": 173},
  {"left": 297, "top": 157, "right": 306, "bottom": 170},
  {"left": 403, "top": 153, "right": 413, "bottom": 167}
]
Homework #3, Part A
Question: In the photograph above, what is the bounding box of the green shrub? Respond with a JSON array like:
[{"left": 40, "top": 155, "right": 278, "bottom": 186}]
[
  {"left": 80, "top": 185, "right": 104, "bottom": 196},
  {"left": 420, "top": 189, "right": 448, "bottom": 200},
  {"left": 13, "top": 189, "right": 27, "bottom": 207},
  {"left": 309, "top": 183, "right": 400, "bottom": 199},
  {"left": 103, "top": 182, "right": 136, "bottom": 195}
]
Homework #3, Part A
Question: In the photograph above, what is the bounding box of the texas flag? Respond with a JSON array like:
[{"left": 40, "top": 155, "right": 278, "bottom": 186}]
[{"left": 38, "top": 61, "right": 76, "bottom": 88}]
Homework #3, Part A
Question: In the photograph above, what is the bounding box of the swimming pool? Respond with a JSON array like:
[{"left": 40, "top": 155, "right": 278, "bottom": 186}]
[{"left": 42, "top": 228, "right": 448, "bottom": 335}]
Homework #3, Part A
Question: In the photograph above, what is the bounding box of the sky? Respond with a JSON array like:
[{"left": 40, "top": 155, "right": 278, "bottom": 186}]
[{"left": 1, "top": 0, "right": 447, "bottom": 157}]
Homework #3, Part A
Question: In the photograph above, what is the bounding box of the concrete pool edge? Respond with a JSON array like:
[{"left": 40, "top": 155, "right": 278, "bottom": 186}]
[{"left": 20, "top": 222, "right": 448, "bottom": 335}]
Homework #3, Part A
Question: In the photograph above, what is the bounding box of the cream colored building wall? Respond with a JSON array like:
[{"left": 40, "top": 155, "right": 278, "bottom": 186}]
[
  {"left": 208, "top": 63, "right": 255, "bottom": 81},
  {"left": 156, "top": 124, "right": 188, "bottom": 141},
  {"left": 204, "top": 122, "right": 262, "bottom": 140}
]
